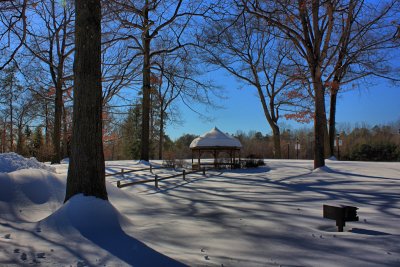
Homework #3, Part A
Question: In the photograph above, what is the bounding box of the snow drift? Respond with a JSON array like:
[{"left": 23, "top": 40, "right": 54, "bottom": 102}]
[
  {"left": 39, "top": 194, "right": 185, "bottom": 267},
  {"left": 0, "top": 169, "right": 65, "bottom": 222},
  {"left": 0, "top": 152, "right": 55, "bottom": 173}
]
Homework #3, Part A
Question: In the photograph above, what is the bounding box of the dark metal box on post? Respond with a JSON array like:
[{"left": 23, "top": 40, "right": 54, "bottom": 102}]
[{"left": 323, "top": 204, "right": 359, "bottom": 232}]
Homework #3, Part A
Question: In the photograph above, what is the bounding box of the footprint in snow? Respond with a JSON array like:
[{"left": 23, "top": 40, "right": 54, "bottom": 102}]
[
  {"left": 4, "top": 233, "right": 11, "bottom": 239},
  {"left": 36, "top": 227, "right": 42, "bottom": 233},
  {"left": 201, "top": 248, "right": 205, "bottom": 252},
  {"left": 37, "top": 252, "right": 46, "bottom": 258},
  {"left": 13, "top": 248, "right": 20, "bottom": 253},
  {"left": 77, "top": 260, "right": 88, "bottom": 267},
  {"left": 20, "top": 253, "right": 27, "bottom": 261},
  {"left": 204, "top": 255, "right": 210, "bottom": 260}
]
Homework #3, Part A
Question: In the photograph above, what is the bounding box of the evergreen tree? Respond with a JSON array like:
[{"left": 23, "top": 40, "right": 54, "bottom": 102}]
[
  {"left": 32, "top": 127, "right": 44, "bottom": 158},
  {"left": 121, "top": 103, "right": 142, "bottom": 159}
]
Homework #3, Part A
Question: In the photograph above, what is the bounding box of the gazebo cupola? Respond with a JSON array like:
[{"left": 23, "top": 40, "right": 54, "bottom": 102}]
[{"left": 190, "top": 127, "right": 242, "bottom": 169}]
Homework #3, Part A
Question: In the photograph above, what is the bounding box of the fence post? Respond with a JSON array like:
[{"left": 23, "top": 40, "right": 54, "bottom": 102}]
[
  {"left": 202, "top": 167, "right": 205, "bottom": 176},
  {"left": 150, "top": 164, "right": 153, "bottom": 173},
  {"left": 183, "top": 169, "right": 186, "bottom": 180},
  {"left": 121, "top": 168, "right": 125, "bottom": 178},
  {"left": 155, "top": 175, "right": 158, "bottom": 189},
  {"left": 117, "top": 181, "right": 121, "bottom": 188}
]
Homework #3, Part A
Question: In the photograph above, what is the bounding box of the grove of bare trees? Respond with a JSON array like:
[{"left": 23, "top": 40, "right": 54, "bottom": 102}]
[{"left": 0, "top": 0, "right": 399, "bottom": 178}]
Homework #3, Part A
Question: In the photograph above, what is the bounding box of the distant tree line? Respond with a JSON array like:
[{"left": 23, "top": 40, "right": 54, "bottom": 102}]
[{"left": 99, "top": 121, "right": 400, "bottom": 162}]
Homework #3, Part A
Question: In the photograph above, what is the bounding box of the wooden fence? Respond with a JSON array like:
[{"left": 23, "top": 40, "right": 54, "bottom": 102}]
[
  {"left": 105, "top": 165, "right": 154, "bottom": 177},
  {"left": 116, "top": 168, "right": 206, "bottom": 189}
]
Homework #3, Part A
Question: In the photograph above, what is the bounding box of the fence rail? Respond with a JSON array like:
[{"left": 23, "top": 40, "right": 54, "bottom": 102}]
[
  {"left": 117, "top": 168, "right": 206, "bottom": 189},
  {"left": 105, "top": 165, "right": 175, "bottom": 177}
]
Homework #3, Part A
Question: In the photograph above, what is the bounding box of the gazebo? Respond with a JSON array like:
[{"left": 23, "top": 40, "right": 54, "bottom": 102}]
[{"left": 190, "top": 127, "right": 242, "bottom": 169}]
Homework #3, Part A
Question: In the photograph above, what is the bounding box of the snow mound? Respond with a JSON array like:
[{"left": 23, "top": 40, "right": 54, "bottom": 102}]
[
  {"left": 327, "top": 156, "right": 338, "bottom": 161},
  {"left": 139, "top": 159, "right": 151, "bottom": 166},
  {"left": 312, "top": 165, "right": 335, "bottom": 173},
  {"left": 0, "top": 152, "right": 55, "bottom": 173},
  {"left": 40, "top": 194, "right": 131, "bottom": 235},
  {"left": 39, "top": 195, "right": 185, "bottom": 266},
  {"left": 0, "top": 169, "right": 65, "bottom": 222}
]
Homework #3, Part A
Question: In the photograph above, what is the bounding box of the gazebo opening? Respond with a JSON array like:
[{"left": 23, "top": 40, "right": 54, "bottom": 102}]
[{"left": 189, "top": 127, "right": 242, "bottom": 170}]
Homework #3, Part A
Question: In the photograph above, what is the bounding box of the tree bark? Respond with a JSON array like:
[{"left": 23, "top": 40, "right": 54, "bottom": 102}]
[
  {"left": 65, "top": 0, "right": 107, "bottom": 202},
  {"left": 158, "top": 109, "right": 165, "bottom": 160},
  {"left": 45, "top": 101, "right": 50, "bottom": 145},
  {"left": 271, "top": 125, "right": 282, "bottom": 159},
  {"left": 313, "top": 78, "right": 326, "bottom": 169},
  {"left": 16, "top": 125, "right": 23, "bottom": 155},
  {"left": 62, "top": 103, "right": 68, "bottom": 158},
  {"left": 1, "top": 119, "right": 5, "bottom": 153},
  {"left": 328, "top": 87, "right": 338, "bottom": 157},
  {"left": 140, "top": 4, "right": 151, "bottom": 162},
  {"left": 9, "top": 91, "right": 14, "bottom": 152},
  {"left": 51, "top": 80, "right": 63, "bottom": 164}
]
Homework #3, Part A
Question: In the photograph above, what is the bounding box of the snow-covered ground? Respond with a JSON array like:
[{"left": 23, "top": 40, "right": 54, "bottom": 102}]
[{"left": 1, "top": 153, "right": 399, "bottom": 266}]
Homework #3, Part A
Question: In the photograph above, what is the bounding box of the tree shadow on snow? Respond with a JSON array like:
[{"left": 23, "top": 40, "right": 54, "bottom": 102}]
[{"left": 39, "top": 195, "right": 186, "bottom": 267}]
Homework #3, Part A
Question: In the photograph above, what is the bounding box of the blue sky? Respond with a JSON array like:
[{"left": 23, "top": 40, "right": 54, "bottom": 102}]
[{"left": 165, "top": 70, "right": 400, "bottom": 140}]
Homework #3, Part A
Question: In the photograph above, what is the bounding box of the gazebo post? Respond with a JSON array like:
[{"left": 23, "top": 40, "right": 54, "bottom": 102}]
[
  {"left": 230, "top": 150, "right": 233, "bottom": 168},
  {"left": 213, "top": 150, "right": 217, "bottom": 169}
]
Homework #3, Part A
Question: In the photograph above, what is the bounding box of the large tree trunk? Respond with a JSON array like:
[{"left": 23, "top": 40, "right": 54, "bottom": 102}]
[
  {"left": 140, "top": 6, "right": 151, "bottom": 162},
  {"left": 1, "top": 120, "right": 5, "bottom": 153},
  {"left": 328, "top": 88, "right": 338, "bottom": 157},
  {"left": 253, "top": 83, "right": 282, "bottom": 159},
  {"left": 51, "top": 80, "right": 62, "bottom": 164},
  {"left": 271, "top": 124, "right": 282, "bottom": 159},
  {"left": 44, "top": 101, "right": 50, "bottom": 145},
  {"left": 62, "top": 103, "right": 68, "bottom": 158},
  {"left": 65, "top": 0, "right": 107, "bottom": 202},
  {"left": 313, "top": 78, "right": 326, "bottom": 169},
  {"left": 16, "top": 124, "right": 23, "bottom": 155},
  {"left": 324, "top": 121, "right": 330, "bottom": 157},
  {"left": 9, "top": 93, "right": 14, "bottom": 152},
  {"left": 158, "top": 109, "right": 165, "bottom": 160}
]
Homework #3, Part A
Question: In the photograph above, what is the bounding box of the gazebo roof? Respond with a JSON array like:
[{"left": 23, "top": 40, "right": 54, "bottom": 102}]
[{"left": 189, "top": 127, "right": 242, "bottom": 149}]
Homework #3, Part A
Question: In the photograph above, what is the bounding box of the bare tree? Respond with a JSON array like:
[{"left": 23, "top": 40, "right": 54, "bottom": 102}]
[
  {"left": 104, "top": 0, "right": 214, "bottom": 161},
  {"left": 24, "top": 0, "right": 74, "bottom": 164},
  {"left": 0, "top": 0, "right": 28, "bottom": 70},
  {"left": 151, "top": 46, "right": 217, "bottom": 159},
  {"left": 242, "top": 1, "right": 345, "bottom": 168},
  {"left": 322, "top": 0, "right": 400, "bottom": 157},
  {"left": 15, "top": 92, "right": 39, "bottom": 155},
  {"left": 202, "top": 10, "right": 309, "bottom": 159},
  {"left": 244, "top": 0, "right": 400, "bottom": 167},
  {"left": 65, "top": 0, "right": 107, "bottom": 201},
  {"left": 0, "top": 63, "right": 22, "bottom": 151}
]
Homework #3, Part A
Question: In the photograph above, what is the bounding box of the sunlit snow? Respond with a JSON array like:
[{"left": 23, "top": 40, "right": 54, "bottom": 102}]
[{"left": 0, "top": 153, "right": 399, "bottom": 266}]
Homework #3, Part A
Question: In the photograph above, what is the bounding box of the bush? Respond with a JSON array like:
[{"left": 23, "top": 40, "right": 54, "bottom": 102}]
[
  {"left": 349, "top": 142, "right": 399, "bottom": 161},
  {"left": 162, "top": 151, "right": 187, "bottom": 169},
  {"left": 242, "top": 158, "right": 265, "bottom": 168}
]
